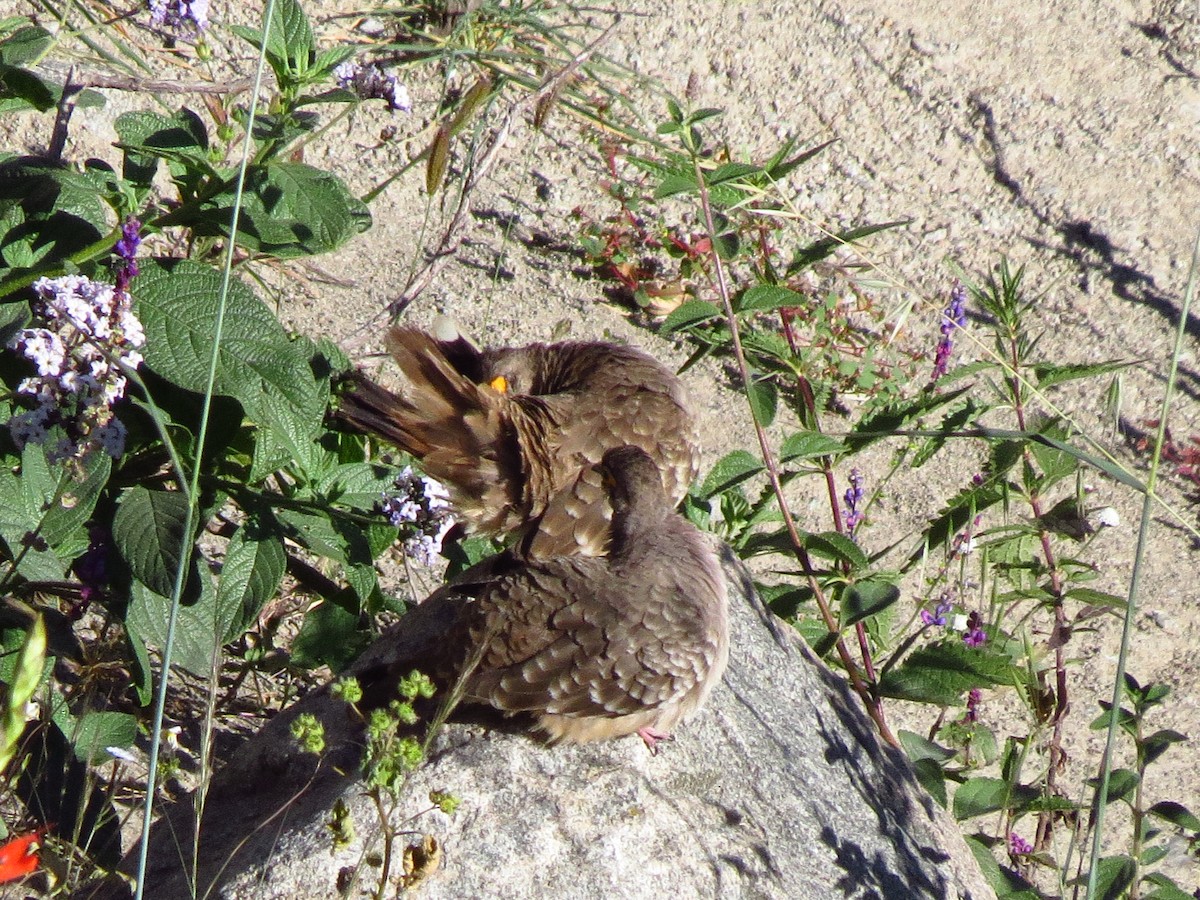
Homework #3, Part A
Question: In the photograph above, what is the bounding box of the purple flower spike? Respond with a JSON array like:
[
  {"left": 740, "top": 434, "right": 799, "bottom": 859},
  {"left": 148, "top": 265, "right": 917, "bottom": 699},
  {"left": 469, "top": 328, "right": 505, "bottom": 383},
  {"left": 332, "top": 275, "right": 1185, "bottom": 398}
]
[
  {"left": 931, "top": 281, "right": 968, "bottom": 382},
  {"left": 964, "top": 688, "right": 982, "bottom": 722},
  {"left": 843, "top": 469, "right": 866, "bottom": 537},
  {"left": 113, "top": 217, "right": 141, "bottom": 294}
]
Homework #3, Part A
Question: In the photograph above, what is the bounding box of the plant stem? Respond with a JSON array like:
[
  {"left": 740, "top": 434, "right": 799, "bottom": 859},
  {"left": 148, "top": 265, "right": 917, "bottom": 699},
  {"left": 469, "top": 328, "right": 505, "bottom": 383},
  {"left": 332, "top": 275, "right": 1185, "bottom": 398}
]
[
  {"left": 688, "top": 153, "right": 897, "bottom": 748},
  {"left": 1084, "top": 228, "right": 1198, "bottom": 900}
]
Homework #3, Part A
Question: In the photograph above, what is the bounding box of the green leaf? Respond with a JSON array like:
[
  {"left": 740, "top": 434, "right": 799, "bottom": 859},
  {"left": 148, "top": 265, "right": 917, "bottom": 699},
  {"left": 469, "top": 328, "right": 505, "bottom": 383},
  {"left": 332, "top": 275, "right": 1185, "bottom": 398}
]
[
  {"left": 1033, "top": 359, "right": 1130, "bottom": 389},
  {"left": 653, "top": 172, "right": 698, "bottom": 199},
  {"left": 134, "top": 259, "right": 320, "bottom": 417},
  {"left": 32, "top": 448, "right": 110, "bottom": 550},
  {"left": 275, "top": 508, "right": 348, "bottom": 563},
  {"left": 804, "top": 531, "right": 868, "bottom": 569},
  {"left": 0, "top": 298, "right": 29, "bottom": 345},
  {"left": 1141, "top": 728, "right": 1187, "bottom": 766},
  {"left": 1064, "top": 587, "right": 1126, "bottom": 611},
  {"left": 1141, "top": 876, "right": 1195, "bottom": 900},
  {"left": 1028, "top": 419, "right": 1078, "bottom": 487},
  {"left": 1087, "top": 768, "right": 1139, "bottom": 805},
  {"left": 215, "top": 523, "right": 286, "bottom": 643},
  {"left": 699, "top": 450, "right": 762, "bottom": 498},
  {"left": 112, "top": 486, "right": 193, "bottom": 599},
  {"left": 114, "top": 107, "right": 211, "bottom": 190},
  {"left": 737, "top": 284, "right": 805, "bottom": 314},
  {"left": 290, "top": 593, "right": 368, "bottom": 671},
  {"left": 229, "top": 0, "right": 314, "bottom": 82},
  {"left": 0, "top": 24, "right": 51, "bottom": 66},
  {"left": 788, "top": 221, "right": 910, "bottom": 273},
  {"left": 315, "top": 462, "right": 398, "bottom": 511},
  {"left": 910, "top": 757, "right": 946, "bottom": 807},
  {"left": 0, "top": 63, "right": 54, "bottom": 111},
  {"left": 56, "top": 710, "right": 137, "bottom": 765},
  {"left": 879, "top": 641, "right": 1018, "bottom": 706},
  {"left": 952, "top": 776, "right": 1040, "bottom": 820},
  {"left": 963, "top": 835, "right": 1041, "bottom": 900},
  {"left": 898, "top": 729, "right": 957, "bottom": 763},
  {"left": 845, "top": 385, "right": 970, "bottom": 454},
  {"left": 1078, "top": 855, "right": 1136, "bottom": 900},
  {"left": 911, "top": 400, "right": 983, "bottom": 469},
  {"left": 195, "top": 163, "right": 371, "bottom": 258},
  {"left": 706, "top": 161, "right": 760, "bottom": 185},
  {"left": 1148, "top": 801, "right": 1200, "bottom": 831},
  {"left": 839, "top": 578, "right": 901, "bottom": 627},
  {"left": 0, "top": 615, "right": 45, "bottom": 775},
  {"left": 779, "top": 430, "right": 844, "bottom": 461},
  {"left": 661, "top": 298, "right": 721, "bottom": 333},
  {"left": 1090, "top": 702, "right": 1136, "bottom": 735},
  {"left": 746, "top": 377, "right": 777, "bottom": 427},
  {"left": 126, "top": 577, "right": 221, "bottom": 677},
  {"left": 0, "top": 157, "right": 109, "bottom": 283},
  {"left": 0, "top": 444, "right": 109, "bottom": 579}
]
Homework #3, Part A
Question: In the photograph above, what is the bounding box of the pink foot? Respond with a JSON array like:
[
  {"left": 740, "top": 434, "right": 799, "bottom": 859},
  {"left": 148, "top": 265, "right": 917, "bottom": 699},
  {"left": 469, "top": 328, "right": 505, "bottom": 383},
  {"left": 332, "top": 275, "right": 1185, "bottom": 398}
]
[{"left": 637, "top": 727, "right": 672, "bottom": 754}]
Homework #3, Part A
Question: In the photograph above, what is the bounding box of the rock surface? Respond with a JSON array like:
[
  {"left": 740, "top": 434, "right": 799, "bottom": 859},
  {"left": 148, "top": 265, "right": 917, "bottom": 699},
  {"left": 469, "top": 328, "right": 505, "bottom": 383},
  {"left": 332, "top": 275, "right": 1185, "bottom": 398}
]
[{"left": 115, "top": 547, "right": 993, "bottom": 900}]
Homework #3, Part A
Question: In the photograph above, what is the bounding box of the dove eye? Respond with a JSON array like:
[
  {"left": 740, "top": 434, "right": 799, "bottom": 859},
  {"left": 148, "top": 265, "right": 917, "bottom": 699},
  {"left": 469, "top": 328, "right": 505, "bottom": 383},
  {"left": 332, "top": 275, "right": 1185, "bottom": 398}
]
[{"left": 488, "top": 375, "right": 509, "bottom": 393}]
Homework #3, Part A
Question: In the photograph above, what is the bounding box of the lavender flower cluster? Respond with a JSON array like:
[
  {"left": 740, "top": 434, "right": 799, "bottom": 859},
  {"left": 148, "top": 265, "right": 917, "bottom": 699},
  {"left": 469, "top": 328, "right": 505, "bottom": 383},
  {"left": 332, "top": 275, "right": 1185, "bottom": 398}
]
[
  {"left": 9, "top": 269, "right": 145, "bottom": 462},
  {"left": 333, "top": 61, "right": 412, "bottom": 112},
  {"left": 381, "top": 467, "right": 455, "bottom": 567},
  {"left": 148, "top": 0, "right": 210, "bottom": 32}
]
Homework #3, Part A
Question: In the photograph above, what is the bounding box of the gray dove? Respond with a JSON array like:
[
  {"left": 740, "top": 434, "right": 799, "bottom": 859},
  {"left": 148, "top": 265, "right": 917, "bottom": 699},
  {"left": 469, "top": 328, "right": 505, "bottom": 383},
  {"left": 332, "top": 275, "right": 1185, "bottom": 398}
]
[{"left": 360, "top": 445, "right": 729, "bottom": 750}]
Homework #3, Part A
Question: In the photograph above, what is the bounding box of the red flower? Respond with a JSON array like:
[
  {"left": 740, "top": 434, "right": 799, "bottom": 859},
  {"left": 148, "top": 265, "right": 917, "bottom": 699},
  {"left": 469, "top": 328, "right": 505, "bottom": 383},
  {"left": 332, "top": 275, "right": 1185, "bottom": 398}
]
[{"left": 0, "top": 829, "right": 42, "bottom": 883}]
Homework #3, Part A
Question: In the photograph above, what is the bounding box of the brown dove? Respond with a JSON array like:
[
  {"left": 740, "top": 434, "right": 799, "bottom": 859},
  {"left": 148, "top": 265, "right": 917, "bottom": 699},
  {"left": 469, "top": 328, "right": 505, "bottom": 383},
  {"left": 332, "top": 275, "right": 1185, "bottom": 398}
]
[
  {"left": 337, "top": 324, "right": 699, "bottom": 552},
  {"left": 360, "top": 445, "right": 729, "bottom": 750}
]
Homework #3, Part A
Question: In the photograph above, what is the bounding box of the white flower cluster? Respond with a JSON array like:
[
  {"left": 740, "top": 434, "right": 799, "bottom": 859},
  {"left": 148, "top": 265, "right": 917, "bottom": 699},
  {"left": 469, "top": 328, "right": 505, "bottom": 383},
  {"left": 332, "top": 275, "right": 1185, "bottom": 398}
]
[
  {"left": 148, "top": 0, "right": 210, "bottom": 32},
  {"left": 9, "top": 275, "right": 145, "bottom": 461},
  {"left": 333, "top": 61, "right": 412, "bottom": 112},
  {"left": 381, "top": 467, "right": 455, "bottom": 567}
]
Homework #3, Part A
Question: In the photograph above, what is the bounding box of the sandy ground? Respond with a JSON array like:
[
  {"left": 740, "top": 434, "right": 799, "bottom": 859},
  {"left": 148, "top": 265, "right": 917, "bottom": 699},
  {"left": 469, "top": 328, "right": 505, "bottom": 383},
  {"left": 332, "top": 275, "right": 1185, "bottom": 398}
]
[{"left": 11, "top": 0, "right": 1200, "bottom": 890}]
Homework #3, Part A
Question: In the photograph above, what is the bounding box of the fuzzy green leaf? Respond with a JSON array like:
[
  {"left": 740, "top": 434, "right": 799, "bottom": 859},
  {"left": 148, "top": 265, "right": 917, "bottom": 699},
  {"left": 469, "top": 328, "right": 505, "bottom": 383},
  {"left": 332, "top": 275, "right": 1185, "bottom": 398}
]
[
  {"left": 700, "top": 450, "right": 763, "bottom": 498},
  {"left": 779, "top": 430, "right": 844, "bottom": 461},
  {"left": 57, "top": 710, "right": 137, "bottom": 765},
  {"left": 746, "top": 377, "right": 777, "bottom": 427},
  {"left": 737, "top": 284, "right": 805, "bottom": 314},
  {"left": 112, "top": 486, "right": 192, "bottom": 599},
  {"left": 661, "top": 298, "right": 721, "bottom": 333},
  {"left": 291, "top": 593, "right": 368, "bottom": 671},
  {"left": 952, "top": 776, "right": 1040, "bottom": 820},
  {"left": 839, "top": 579, "right": 901, "bottom": 627},
  {"left": 126, "top": 575, "right": 221, "bottom": 677},
  {"left": 879, "top": 641, "right": 1018, "bottom": 706},
  {"left": 215, "top": 523, "right": 287, "bottom": 643}
]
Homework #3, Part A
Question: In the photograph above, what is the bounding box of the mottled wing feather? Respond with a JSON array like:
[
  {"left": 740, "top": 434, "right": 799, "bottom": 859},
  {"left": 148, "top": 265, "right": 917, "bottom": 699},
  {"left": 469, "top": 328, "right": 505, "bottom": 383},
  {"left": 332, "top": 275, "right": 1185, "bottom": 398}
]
[{"left": 464, "top": 559, "right": 703, "bottom": 720}]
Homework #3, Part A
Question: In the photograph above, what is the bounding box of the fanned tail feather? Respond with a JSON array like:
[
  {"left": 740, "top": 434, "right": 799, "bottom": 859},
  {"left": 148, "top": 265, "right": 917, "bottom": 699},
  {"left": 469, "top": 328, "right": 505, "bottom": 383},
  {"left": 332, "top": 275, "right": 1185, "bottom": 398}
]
[{"left": 338, "top": 327, "right": 519, "bottom": 530}]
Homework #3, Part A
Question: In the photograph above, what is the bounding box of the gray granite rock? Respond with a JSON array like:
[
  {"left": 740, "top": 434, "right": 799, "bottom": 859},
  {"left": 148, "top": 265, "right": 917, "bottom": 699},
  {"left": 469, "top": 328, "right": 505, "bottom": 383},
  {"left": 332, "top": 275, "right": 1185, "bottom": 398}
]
[{"left": 112, "top": 547, "right": 994, "bottom": 899}]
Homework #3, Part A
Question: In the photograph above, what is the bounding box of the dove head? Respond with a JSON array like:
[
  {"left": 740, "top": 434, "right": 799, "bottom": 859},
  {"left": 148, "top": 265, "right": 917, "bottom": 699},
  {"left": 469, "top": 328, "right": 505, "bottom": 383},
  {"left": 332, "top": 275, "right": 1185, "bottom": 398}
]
[
  {"left": 599, "top": 446, "right": 670, "bottom": 549},
  {"left": 475, "top": 346, "right": 546, "bottom": 396}
]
